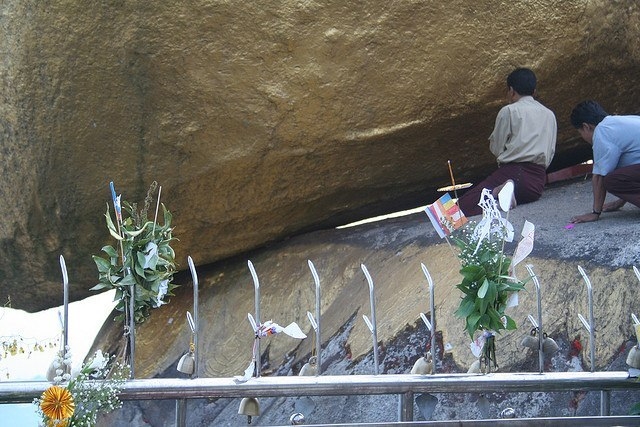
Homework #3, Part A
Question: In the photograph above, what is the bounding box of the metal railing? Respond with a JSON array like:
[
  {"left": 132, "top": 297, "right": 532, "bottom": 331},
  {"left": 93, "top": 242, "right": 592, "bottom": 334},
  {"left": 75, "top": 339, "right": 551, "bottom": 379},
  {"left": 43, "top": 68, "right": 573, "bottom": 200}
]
[{"left": 2, "top": 371, "right": 639, "bottom": 425}]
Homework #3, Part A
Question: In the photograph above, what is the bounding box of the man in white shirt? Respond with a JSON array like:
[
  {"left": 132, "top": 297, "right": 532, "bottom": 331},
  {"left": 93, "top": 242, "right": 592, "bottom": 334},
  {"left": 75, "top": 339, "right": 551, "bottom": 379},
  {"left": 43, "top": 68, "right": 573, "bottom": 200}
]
[
  {"left": 569, "top": 100, "right": 640, "bottom": 223},
  {"left": 458, "top": 68, "right": 557, "bottom": 216}
]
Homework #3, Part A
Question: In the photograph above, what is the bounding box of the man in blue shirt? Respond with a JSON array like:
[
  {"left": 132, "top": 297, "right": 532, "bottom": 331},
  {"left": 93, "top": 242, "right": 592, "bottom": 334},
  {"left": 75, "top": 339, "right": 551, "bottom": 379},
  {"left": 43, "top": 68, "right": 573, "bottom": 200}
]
[{"left": 569, "top": 100, "right": 640, "bottom": 223}]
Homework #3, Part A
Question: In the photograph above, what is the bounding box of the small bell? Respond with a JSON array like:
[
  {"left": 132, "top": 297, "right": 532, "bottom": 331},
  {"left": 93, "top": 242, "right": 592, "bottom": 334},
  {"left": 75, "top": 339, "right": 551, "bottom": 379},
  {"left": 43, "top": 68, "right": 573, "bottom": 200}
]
[
  {"left": 299, "top": 356, "right": 318, "bottom": 376},
  {"left": 238, "top": 397, "right": 260, "bottom": 424},
  {"left": 289, "top": 412, "right": 305, "bottom": 425},
  {"left": 411, "top": 353, "right": 433, "bottom": 375},
  {"left": 542, "top": 333, "right": 559, "bottom": 354},
  {"left": 177, "top": 338, "right": 196, "bottom": 375},
  {"left": 177, "top": 351, "right": 195, "bottom": 375},
  {"left": 467, "top": 359, "right": 482, "bottom": 374},
  {"left": 500, "top": 407, "right": 516, "bottom": 418},
  {"left": 178, "top": 313, "right": 197, "bottom": 375},
  {"left": 626, "top": 345, "right": 640, "bottom": 369},
  {"left": 521, "top": 328, "right": 539, "bottom": 350}
]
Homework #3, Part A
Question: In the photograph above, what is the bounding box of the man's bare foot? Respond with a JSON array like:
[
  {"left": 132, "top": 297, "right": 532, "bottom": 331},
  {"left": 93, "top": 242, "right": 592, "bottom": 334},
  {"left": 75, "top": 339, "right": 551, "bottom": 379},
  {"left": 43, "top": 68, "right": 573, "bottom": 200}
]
[{"left": 603, "top": 199, "right": 626, "bottom": 212}]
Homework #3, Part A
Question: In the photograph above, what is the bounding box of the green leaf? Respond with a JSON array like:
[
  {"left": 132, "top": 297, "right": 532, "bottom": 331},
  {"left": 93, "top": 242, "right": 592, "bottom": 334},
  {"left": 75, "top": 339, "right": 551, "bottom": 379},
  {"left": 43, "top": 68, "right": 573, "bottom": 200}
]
[
  {"left": 108, "top": 227, "right": 124, "bottom": 241},
  {"left": 485, "top": 279, "right": 497, "bottom": 302},
  {"left": 467, "top": 312, "right": 482, "bottom": 330},
  {"left": 477, "top": 279, "right": 489, "bottom": 298},
  {"left": 479, "top": 314, "right": 491, "bottom": 330},
  {"left": 90, "top": 283, "right": 112, "bottom": 291},
  {"left": 101, "top": 245, "right": 118, "bottom": 258},
  {"left": 123, "top": 221, "right": 151, "bottom": 237},
  {"left": 475, "top": 293, "right": 489, "bottom": 315},
  {"left": 455, "top": 296, "right": 476, "bottom": 318},
  {"left": 460, "top": 265, "right": 484, "bottom": 282},
  {"left": 504, "top": 315, "right": 517, "bottom": 330},
  {"left": 487, "top": 307, "right": 503, "bottom": 325},
  {"left": 118, "top": 274, "right": 137, "bottom": 287},
  {"left": 92, "top": 255, "right": 111, "bottom": 274}
]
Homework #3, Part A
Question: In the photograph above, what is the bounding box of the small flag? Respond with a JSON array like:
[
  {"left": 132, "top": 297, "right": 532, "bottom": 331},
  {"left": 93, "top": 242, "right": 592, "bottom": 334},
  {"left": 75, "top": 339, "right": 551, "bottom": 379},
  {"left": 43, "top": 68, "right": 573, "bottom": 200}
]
[
  {"left": 109, "top": 181, "right": 122, "bottom": 222},
  {"left": 425, "top": 193, "right": 468, "bottom": 238}
]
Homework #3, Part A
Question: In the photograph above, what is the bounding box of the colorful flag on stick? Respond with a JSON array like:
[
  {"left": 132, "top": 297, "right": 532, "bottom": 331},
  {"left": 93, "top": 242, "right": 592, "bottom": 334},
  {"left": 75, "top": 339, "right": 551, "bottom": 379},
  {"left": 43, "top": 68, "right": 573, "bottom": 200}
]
[
  {"left": 425, "top": 193, "right": 468, "bottom": 238},
  {"left": 109, "top": 181, "right": 122, "bottom": 222}
]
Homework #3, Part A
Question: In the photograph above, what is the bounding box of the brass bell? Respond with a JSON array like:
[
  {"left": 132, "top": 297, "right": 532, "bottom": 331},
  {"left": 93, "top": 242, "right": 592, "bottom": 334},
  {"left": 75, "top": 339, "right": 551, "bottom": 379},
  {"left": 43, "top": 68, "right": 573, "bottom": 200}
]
[
  {"left": 521, "top": 328, "right": 539, "bottom": 350},
  {"left": 177, "top": 351, "right": 195, "bottom": 375},
  {"left": 411, "top": 353, "right": 433, "bottom": 375},
  {"left": 626, "top": 345, "right": 640, "bottom": 369},
  {"left": 238, "top": 397, "right": 260, "bottom": 424},
  {"left": 542, "top": 333, "right": 559, "bottom": 354},
  {"left": 299, "top": 355, "right": 318, "bottom": 376}
]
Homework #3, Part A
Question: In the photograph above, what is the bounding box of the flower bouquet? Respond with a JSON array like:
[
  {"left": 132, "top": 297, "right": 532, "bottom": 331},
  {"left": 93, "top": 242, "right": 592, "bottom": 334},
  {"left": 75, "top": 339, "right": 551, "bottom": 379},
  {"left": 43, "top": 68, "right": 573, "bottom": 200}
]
[
  {"left": 35, "top": 349, "right": 129, "bottom": 427},
  {"left": 452, "top": 188, "right": 532, "bottom": 372},
  {"left": 91, "top": 182, "right": 178, "bottom": 324}
]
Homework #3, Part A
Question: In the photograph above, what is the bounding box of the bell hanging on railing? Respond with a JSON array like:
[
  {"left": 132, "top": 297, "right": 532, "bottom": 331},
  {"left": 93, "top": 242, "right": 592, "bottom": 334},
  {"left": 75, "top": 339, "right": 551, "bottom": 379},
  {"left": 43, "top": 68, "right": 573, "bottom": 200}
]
[
  {"left": 177, "top": 351, "right": 195, "bottom": 375},
  {"left": 177, "top": 338, "right": 196, "bottom": 375},
  {"left": 467, "top": 358, "right": 483, "bottom": 374},
  {"left": 289, "top": 412, "right": 305, "bottom": 425},
  {"left": 239, "top": 397, "right": 260, "bottom": 424},
  {"left": 299, "top": 355, "right": 318, "bottom": 376},
  {"left": 542, "top": 333, "right": 559, "bottom": 354},
  {"left": 500, "top": 407, "right": 516, "bottom": 418},
  {"left": 521, "top": 328, "right": 539, "bottom": 350},
  {"left": 626, "top": 345, "right": 640, "bottom": 369},
  {"left": 411, "top": 353, "right": 433, "bottom": 375}
]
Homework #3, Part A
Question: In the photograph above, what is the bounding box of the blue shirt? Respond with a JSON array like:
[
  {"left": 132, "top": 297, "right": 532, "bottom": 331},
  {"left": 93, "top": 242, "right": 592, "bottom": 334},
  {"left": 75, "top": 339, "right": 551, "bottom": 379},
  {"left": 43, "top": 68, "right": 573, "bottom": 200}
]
[{"left": 592, "top": 115, "right": 640, "bottom": 175}]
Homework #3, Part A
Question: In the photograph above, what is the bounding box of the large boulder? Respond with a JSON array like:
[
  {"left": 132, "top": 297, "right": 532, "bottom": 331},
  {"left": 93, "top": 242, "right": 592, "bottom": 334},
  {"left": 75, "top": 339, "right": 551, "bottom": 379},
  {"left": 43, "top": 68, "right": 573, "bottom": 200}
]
[{"left": 2, "top": 1, "right": 640, "bottom": 311}]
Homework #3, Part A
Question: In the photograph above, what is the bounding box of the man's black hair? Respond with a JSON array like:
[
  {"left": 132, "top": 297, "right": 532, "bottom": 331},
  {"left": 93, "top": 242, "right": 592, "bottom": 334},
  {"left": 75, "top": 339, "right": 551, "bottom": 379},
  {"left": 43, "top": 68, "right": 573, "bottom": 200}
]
[
  {"left": 506, "top": 68, "right": 537, "bottom": 96},
  {"left": 570, "top": 100, "right": 609, "bottom": 128}
]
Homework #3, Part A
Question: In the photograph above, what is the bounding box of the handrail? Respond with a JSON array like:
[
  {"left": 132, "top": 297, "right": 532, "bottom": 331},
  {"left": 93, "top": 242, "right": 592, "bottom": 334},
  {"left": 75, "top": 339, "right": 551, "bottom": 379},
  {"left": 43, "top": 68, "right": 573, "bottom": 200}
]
[{"left": 1, "top": 371, "right": 637, "bottom": 404}]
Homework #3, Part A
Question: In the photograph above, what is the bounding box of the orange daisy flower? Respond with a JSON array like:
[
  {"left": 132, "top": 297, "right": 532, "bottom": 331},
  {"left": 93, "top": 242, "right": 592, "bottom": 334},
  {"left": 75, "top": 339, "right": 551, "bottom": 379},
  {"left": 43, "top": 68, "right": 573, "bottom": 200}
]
[{"left": 40, "top": 385, "right": 75, "bottom": 420}]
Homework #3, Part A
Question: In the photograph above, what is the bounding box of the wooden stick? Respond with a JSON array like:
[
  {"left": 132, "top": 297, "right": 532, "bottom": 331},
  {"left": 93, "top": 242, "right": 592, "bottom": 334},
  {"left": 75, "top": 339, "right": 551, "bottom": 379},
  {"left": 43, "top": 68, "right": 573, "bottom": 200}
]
[
  {"left": 447, "top": 160, "right": 456, "bottom": 187},
  {"left": 152, "top": 185, "right": 162, "bottom": 235},
  {"left": 448, "top": 160, "right": 461, "bottom": 201}
]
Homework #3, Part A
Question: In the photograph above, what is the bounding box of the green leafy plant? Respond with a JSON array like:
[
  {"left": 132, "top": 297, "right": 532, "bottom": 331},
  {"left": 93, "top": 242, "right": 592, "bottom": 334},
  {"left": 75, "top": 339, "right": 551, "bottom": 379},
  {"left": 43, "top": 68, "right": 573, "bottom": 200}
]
[
  {"left": 452, "top": 224, "right": 526, "bottom": 339},
  {"left": 91, "top": 183, "right": 178, "bottom": 323},
  {"left": 451, "top": 218, "right": 527, "bottom": 373}
]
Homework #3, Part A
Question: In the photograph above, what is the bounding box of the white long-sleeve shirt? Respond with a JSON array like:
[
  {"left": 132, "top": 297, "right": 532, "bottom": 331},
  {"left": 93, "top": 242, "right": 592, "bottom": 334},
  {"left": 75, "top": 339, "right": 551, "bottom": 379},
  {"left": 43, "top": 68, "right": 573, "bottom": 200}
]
[{"left": 489, "top": 96, "right": 557, "bottom": 168}]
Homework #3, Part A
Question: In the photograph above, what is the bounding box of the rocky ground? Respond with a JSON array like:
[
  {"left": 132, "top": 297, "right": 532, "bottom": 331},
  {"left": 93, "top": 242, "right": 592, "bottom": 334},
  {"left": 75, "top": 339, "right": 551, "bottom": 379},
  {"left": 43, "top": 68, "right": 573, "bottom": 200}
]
[{"left": 97, "top": 177, "right": 640, "bottom": 426}]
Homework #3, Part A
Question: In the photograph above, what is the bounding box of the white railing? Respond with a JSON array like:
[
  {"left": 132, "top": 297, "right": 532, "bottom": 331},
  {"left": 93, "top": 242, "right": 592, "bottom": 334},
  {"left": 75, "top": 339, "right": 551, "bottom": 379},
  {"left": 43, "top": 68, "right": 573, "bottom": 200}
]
[{"left": 1, "top": 371, "right": 639, "bottom": 425}]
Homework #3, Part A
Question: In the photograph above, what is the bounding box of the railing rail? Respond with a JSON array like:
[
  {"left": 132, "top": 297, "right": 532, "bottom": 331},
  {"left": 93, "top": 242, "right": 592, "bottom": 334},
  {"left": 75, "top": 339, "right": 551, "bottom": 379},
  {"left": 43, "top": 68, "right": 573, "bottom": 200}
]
[
  {"left": 1, "top": 371, "right": 637, "bottom": 403},
  {"left": 3, "top": 372, "right": 638, "bottom": 425}
]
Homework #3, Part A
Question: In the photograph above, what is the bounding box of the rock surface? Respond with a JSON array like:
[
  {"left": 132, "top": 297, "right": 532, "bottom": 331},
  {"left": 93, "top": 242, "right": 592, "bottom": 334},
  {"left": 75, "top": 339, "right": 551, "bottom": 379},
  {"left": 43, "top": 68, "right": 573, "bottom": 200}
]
[
  {"left": 93, "top": 178, "right": 640, "bottom": 377},
  {"left": 93, "top": 178, "right": 640, "bottom": 425},
  {"left": 2, "top": 1, "right": 640, "bottom": 311}
]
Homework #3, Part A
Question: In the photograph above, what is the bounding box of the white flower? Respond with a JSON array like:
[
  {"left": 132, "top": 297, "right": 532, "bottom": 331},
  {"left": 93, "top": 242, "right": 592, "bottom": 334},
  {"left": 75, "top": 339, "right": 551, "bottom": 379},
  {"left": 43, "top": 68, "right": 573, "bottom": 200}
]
[
  {"left": 87, "top": 349, "right": 107, "bottom": 371},
  {"left": 143, "top": 241, "right": 159, "bottom": 269},
  {"left": 154, "top": 279, "right": 169, "bottom": 307}
]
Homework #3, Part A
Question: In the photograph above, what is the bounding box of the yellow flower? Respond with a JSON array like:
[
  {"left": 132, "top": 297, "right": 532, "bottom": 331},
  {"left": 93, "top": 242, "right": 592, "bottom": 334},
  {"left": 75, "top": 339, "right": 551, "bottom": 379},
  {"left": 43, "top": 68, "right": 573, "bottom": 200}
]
[{"left": 40, "top": 385, "right": 75, "bottom": 420}]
